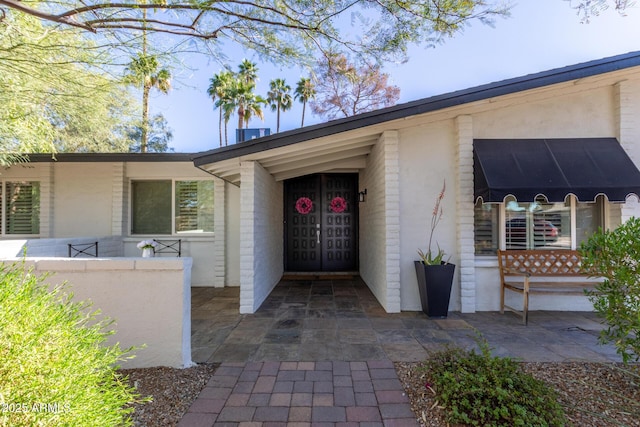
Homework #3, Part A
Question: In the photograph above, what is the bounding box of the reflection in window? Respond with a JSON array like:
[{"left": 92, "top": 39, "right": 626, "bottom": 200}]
[
  {"left": 175, "top": 181, "right": 214, "bottom": 233},
  {"left": 474, "top": 200, "right": 499, "bottom": 255},
  {"left": 575, "top": 196, "right": 604, "bottom": 248},
  {"left": 132, "top": 180, "right": 172, "bottom": 234},
  {"left": 504, "top": 196, "right": 570, "bottom": 250}
]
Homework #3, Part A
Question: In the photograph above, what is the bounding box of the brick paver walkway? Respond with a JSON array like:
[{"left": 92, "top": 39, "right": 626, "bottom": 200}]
[{"left": 179, "top": 360, "right": 418, "bottom": 427}]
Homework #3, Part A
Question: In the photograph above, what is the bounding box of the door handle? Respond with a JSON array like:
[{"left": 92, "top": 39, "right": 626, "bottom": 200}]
[{"left": 316, "top": 224, "right": 321, "bottom": 244}]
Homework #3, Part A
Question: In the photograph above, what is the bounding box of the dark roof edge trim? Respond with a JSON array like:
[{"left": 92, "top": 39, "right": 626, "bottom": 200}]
[
  {"left": 22, "top": 153, "right": 195, "bottom": 163},
  {"left": 193, "top": 50, "right": 640, "bottom": 166}
]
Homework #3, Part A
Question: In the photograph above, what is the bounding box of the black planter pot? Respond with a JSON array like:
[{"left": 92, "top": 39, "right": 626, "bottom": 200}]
[{"left": 414, "top": 261, "right": 455, "bottom": 318}]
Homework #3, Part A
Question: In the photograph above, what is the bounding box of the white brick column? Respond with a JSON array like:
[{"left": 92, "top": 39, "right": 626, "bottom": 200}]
[
  {"left": 615, "top": 81, "right": 640, "bottom": 221},
  {"left": 111, "top": 162, "right": 126, "bottom": 236},
  {"left": 238, "top": 160, "right": 283, "bottom": 313},
  {"left": 381, "top": 131, "right": 401, "bottom": 312},
  {"left": 38, "top": 163, "right": 53, "bottom": 237},
  {"left": 455, "top": 115, "right": 476, "bottom": 313},
  {"left": 239, "top": 161, "right": 256, "bottom": 313},
  {"left": 213, "top": 177, "right": 226, "bottom": 287}
]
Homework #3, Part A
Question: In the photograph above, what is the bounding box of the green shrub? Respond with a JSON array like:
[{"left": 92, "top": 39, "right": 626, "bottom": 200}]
[
  {"left": 422, "top": 335, "right": 566, "bottom": 426},
  {"left": 0, "top": 261, "right": 142, "bottom": 426},
  {"left": 580, "top": 217, "right": 640, "bottom": 364}
]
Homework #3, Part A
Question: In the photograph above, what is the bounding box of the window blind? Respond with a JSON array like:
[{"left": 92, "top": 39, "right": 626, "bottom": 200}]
[
  {"left": 175, "top": 181, "right": 214, "bottom": 233},
  {"left": 5, "top": 182, "right": 40, "bottom": 235}
]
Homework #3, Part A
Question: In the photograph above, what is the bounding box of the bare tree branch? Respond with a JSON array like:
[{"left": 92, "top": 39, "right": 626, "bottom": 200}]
[{"left": 0, "top": 0, "right": 512, "bottom": 62}]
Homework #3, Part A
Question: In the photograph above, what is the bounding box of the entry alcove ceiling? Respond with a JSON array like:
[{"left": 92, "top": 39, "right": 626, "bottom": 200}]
[{"left": 199, "top": 134, "right": 379, "bottom": 185}]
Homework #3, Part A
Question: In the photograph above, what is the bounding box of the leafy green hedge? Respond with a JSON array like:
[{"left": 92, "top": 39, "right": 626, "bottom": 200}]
[
  {"left": 0, "top": 261, "right": 141, "bottom": 426},
  {"left": 580, "top": 217, "right": 640, "bottom": 364},
  {"left": 422, "top": 336, "right": 566, "bottom": 426}
]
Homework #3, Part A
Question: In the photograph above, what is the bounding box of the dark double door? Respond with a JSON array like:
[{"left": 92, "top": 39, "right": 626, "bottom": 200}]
[{"left": 285, "top": 174, "right": 358, "bottom": 271}]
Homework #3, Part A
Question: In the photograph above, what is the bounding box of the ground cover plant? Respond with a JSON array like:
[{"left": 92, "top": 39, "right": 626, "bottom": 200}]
[
  {"left": 0, "top": 261, "right": 142, "bottom": 426},
  {"left": 418, "top": 335, "right": 567, "bottom": 426}
]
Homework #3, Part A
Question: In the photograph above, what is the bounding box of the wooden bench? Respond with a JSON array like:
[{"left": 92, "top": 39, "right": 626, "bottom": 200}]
[{"left": 498, "top": 249, "right": 601, "bottom": 325}]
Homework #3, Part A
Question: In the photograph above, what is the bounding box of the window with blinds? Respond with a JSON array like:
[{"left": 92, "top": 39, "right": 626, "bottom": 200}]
[
  {"left": 474, "top": 195, "right": 597, "bottom": 255},
  {"left": 474, "top": 200, "right": 498, "bottom": 255},
  {"left": 2, "top": 181, "right": 40, "bottom": 235},
  {"left": 131, "top": 179, "right": 214, "bottom": 235},
  {"left": 504, "top": 196, "right": 570, "bottom": 250},
  {"left": 175, "top": 181, "right": 214, "bottom": 233}
]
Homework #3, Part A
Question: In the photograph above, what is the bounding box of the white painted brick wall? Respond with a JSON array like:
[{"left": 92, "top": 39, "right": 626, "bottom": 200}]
[
  {"left": 111, "top": 163, "right": 125, "bottom": 236},
  {"left": 239, "top": 161, "right": 255, "bottom": 314},
  {"left": 39, "top": 163, "right": 53, "bottom": 237},
  {"left": 616, "top": 81, "right": 640, "bottom": 220},
  {"left": 455, "top": 115, "right": 476, "bottom": 313},
  {"left": 359, "top": 130, "right": 401, "bottom": 312},
  {"left": 213, "top": 177, "right": 226, "bottom": 287},
  {"left": 239, "top": 161, "right": 283, "bottom": 313}
]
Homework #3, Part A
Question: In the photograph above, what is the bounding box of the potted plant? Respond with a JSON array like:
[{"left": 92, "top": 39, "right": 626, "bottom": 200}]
[
  {"left": 414, "top": 181, "right": 455, "bottom": 318},
  {"left": 137, "top": 239, "right": 158, "bottom": 258}
]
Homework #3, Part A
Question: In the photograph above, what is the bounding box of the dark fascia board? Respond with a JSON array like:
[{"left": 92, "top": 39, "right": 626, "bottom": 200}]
[
  {"left": 22, "top": 153, "right": 195, "bottom": 163},
  {"left": 193, "top": 50, "right": 640, "bottom": 167}
]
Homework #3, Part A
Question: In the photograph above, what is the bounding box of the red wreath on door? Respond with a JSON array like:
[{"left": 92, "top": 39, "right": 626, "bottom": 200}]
[
  {"left": 329, "top": 196, "right": 347, "bottom": 213},
  {"left": 295, "top": 197, "right": 313, "bottom": 214}
]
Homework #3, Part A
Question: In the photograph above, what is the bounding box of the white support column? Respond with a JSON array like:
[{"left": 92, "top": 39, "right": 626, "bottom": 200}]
[
  {"left": 213, "top": 177, "right": 226, "bottom": 287},
  {"left": 380, "top": 131, "right": 401, "bottom": 312},
  {"left": 455, "top": 115, "right": 476, "bottom": 313},
  {"left": 111, "top": 162, "right": 126, "bottom": 236},
  {"left": 239, "top": 161, "right": 256, "bottom": 314},
  {"left": 616, "top": 81, "right": 640, "bottom": 221},
  {"left": 38, "top": 163, "right": 54, "bottom": 238}
]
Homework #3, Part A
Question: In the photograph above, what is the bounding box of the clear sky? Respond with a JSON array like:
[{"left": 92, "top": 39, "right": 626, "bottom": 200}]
[{"left": 151, "top": 0, "right": 640, "bottom": 153}]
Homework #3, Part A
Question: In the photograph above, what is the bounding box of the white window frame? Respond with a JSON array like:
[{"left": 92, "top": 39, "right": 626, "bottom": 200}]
[{"left": 130, "top": 178, "right": 214, "bottom": 236}]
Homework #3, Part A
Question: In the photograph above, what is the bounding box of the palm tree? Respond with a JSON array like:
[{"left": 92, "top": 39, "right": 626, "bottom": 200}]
[
  {"left": 267, "top": 78, "right": 292, "bottom": 133},
  {"left": 294, "top": 77, "right": 316, "bottom": 127},
  {"left": 237, "top": 59, "right": 258, "bottom": 85},
  {"left": 124, "top": 54, "right": 171, "bottom": 152},
  {"left": 229, "top": 79, "right": 266, "bottom": 130},
  {"left": 208, "top": 70, "right": 234, "bottom": 146}
]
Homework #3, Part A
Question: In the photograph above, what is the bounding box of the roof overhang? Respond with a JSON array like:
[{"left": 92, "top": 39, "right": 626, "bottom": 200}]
[{"left": 198, "top": 133, "right": 380, "bottom": 185}]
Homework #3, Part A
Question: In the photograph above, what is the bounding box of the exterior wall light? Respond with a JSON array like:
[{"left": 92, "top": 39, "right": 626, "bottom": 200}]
[{"left": 358, "top": 189, "right": 367, "bottom": 202}]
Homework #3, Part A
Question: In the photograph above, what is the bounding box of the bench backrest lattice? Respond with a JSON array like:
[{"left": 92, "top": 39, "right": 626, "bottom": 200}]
[
  {"left": 68, "top": 242, "right": 99, "bottom": 258},
  {"left": 499, "top": 250, "right": 584, "bottom": 276},
  {"left": 152, "top": 239, "right": 181, "bottom": 257}
]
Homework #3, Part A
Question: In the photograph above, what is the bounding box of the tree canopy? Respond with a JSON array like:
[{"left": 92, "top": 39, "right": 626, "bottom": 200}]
[
  {"left": 310, "top": 54, "right": 400, "bottom": 119},
  {"left": 0, "top": 10, "right": 138, "bottom": 157},
  {"left": 0, "top": 0, "right": 511, "bottom": 65}
]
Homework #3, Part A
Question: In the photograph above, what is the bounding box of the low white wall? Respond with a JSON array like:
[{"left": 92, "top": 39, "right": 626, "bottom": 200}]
[
  {"left": 6, "top": 257, "right": 193, "bottom": 369},
  {"left": 0, "top": 237, "right": 123, "bottom": 258},
  {"left": 122, "top": 237, "right": 214, "bottom": 286}
]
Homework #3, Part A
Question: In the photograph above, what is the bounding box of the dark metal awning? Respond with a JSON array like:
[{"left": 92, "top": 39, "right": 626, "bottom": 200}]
[{"left": 473, "top": 138, "right": 640, "bottom": 203}]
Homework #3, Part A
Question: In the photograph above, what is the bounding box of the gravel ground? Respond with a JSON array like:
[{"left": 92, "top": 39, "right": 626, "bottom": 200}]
[
  {"left": 396, "top": 361, "right": 640, "bottom": 427},
  {"left": 119, "top": 361, "right": 638, "bottom": 427},
  {"left": 121, "top": 363, "right": 218, "bottom": 427}
]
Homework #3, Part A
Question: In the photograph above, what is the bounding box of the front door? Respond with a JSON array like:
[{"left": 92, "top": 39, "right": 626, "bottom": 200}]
[{"left": 285, "top": 173, "right": 358, "bottom": 271}]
